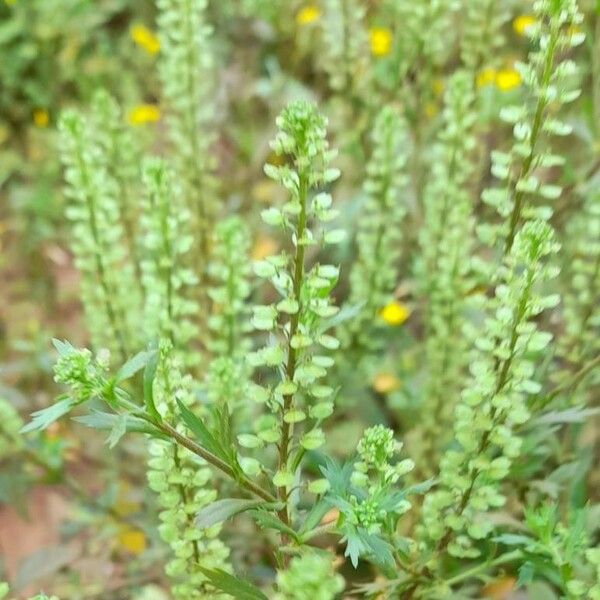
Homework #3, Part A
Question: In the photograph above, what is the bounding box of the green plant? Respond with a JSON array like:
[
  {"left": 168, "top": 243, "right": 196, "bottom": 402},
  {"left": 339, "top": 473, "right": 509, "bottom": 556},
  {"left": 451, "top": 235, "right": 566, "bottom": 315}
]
[{"left": 9, "top": 0, "right": 600, "bottom": 597}]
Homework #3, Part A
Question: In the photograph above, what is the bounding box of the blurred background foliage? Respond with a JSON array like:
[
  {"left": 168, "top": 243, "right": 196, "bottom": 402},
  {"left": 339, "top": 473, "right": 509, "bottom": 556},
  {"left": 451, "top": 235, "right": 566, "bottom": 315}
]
[{"left": 0, "top": 0, "right": 599, "bottom": 597}]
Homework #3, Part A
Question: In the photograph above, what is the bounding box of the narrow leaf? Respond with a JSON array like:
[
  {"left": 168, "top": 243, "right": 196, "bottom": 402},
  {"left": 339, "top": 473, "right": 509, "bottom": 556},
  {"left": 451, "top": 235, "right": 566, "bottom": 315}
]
[
  {"left": 196, "top": 499, "right": 263, "bottom": 530},
  {"left": 21, "top": 397, "right": 76, "bottom": 433},
  {"left": 74, "top": 410, "right": 161, "bottom": 436},
  {"left": 143, "top": 350, "right": 161, "bottom": 421},
  {"left": 249, "top": 510, "right": 300, "bottom": 543},
  {"left": 299, "top": 499, "right": 331, "bottom": 536},
  {"left": 196, "top": 568, "right": 268, "bottom": 600},
  {"left": 106, "top": 414, "right": 127, "bottom": 449},
  {"left": 115, "top": 350, "right": 155, "bottom": 383},
  {"left": 177, "top": 399, "right": 229, "bottom": 463}
]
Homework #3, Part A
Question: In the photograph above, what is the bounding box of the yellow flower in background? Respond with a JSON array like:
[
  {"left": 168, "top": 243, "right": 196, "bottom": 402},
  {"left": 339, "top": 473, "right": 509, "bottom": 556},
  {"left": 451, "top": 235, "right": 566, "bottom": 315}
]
[
  {"left": 432, "top": 78, "right": 444, "bottom": 98},
  {"left": 372, "top": 372, "right": 401, "bottom": 394},
  {"left": 33, "top": 109, "right": 49, "bottom": 128},
  {"left": 495, "top": 68, "right": 521, "bottom": 91},
  {"left": 118, "top": 528, "right": 147, "bottom": 554},
  {"left": 296, "top": 5, "right": 321, "bottom": 25},
  {"left": 379, "top": 301, "right": 410, "bottom": 326},
  {"left": 476, "top": 68, "right": 497, "bottom": 88},
  {"left": 127, "top": 104, "right": 161, "bottom": 125},
  {"left": 130, "top": 24, "right": 160, "bottom": 55},
  {"left": 369, "top": 27, "right": 393, "bottom": 57},
  {"left": 513, "top": 15, "right": 537, "bottom": 36}
]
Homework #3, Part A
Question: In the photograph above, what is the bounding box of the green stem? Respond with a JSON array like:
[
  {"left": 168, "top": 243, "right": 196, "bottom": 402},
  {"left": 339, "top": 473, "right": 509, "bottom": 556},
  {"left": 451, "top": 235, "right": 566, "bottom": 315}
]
[
  {"left": 445, "top": 550, "right": 522, "bottom": 587},
  {"left": 119, "top": 398, "right": 276, "bottom": 503},
  {"left": 537, "top": 353, "right": 600, "bottom": 410},
  {"left": 278, "top": 172, "right": 309, "bottom": 529},
  {"left": 503, "top": 25, "right": 559, "bottom": 255}
]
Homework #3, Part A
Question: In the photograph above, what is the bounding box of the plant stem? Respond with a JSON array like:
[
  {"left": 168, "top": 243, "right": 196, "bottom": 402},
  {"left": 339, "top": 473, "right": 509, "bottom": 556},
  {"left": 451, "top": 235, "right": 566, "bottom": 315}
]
[
  {"left": 278, "top": 172, "right": 309, "bottom": 532},
  {"left": 153, "top": 418, "right": 277, "bottom": 504},
  {"left": 503, "top": 25, "right": 558, "bottom": 255},
  {"left": 538, "top": 352, "right": 600, "bottom": 409},
  {"left": 445, "top": 550, "right": 522, "bottom": 587},
  {"left": 120, "top": 398, "right": 277, "bottom": 503}
]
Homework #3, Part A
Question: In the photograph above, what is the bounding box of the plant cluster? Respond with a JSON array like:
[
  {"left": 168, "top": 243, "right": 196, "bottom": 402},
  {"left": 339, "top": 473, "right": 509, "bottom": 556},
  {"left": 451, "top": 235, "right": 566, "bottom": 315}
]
[{"left": 1, "top": 0, "right": 599, "bottom": 598}]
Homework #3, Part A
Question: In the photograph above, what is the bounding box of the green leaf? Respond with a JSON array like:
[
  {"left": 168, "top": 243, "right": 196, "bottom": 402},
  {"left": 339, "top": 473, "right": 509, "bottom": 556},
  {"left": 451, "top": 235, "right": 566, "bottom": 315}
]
[
  {"left": 320, "top": 302, "right": 364, "bottom": 331},
  {"left": 73, "top": 410, "right": 162, "bottom": 437},
  {"left": 177, "top": 399, "right": 230, "bottom": 463},
  {"left": 52, "top": 338, "right": 75, "bottom": 357},
  {"left": 517, "top": 561, "right": 535, "bottom": 587},
  {"left": 359, "top": 530, "right": 396, "bottom": 571},
  {"left": 106, "top": 413, "right": 127, "bottom": 449},
  {"left": 21, "top": 397, "right": 77, "bottom": 433},
  {"left": 249, "top": 510, "right": 299, "bottom": 542},
  {"left": 143, "top": 350, "right": 161, "bottom": 421},
  {"left": 403, "top": 479, "right": 436, "bottom": 496},
  {"left": 308, "top": 478, "right": 330, "bottom": 495},
  {"left": 196, "top": 499, "right": 263, "bottom": 530},
  {"left": 298, "top": 499, "right": 332, "bottom": 536},
  {"left": 273, "top": 470, "right": 294, "bottom": 487},
  {"left": 196, "top": 567, "right": 268, "bottom": 600},
  {"left": 533, "top": 407, "right": 600, "bottom": 426},
  {"left": 115, "top": 350, "right": 155, "bottom": 383},
  {"left": 320, "top": 458, "right": 353, "bottom": 495},
  {"left": 492, "top": 534, "right": 533, "bottom": 546}
]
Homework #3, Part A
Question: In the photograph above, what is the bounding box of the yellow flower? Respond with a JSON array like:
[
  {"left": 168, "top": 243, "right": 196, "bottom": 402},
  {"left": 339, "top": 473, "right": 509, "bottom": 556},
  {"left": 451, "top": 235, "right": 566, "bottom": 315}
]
[
  {"left": 127, "top": 104, "right": 161, "bottom": 126},
  {"left": 296, "top": 5, "right": 321, "bottom": 25},
  {"left": 495, "top": 68, "right": 521, "bottom": 92},
  {"left": 369, "top": 27, "right": 393, "bottom": 57},
  {"left": 33, "top": 109, "right": 49, "bottom": 128},
  {"left": 379, "top": 301, "right": 410, "bottom": 326},
  {"left": 372, "top": 372, "right": 401, "bottom": 394},
  {"left": 118, "top": 528, "right": 147, "bottom": 554},
  {"left": 513, "top": 15, "right": 536, "bottom": 36},
  {"left": 130, "top": 24, "right": 160, "bottom": 55},
  {"left": 432, "top": 78, "right": 444, "bottom": 98},
  {"left": 476, "top": 68, "right": 497, "bottom": 88}
]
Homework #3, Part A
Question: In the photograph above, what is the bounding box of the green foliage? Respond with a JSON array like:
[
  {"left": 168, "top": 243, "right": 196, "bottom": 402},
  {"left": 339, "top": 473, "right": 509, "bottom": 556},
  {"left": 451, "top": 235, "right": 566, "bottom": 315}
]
[
  {"left": 274, "top": 552, "right": 345, "bottom": 600},
  {"left": 59, "top": 102, "right": 141, "bottom": 361},
  {"left": 499, "top": 504, "right": 600, "bottom": 597},
  {"left": 207, "top": 217, "right": 252, "bottom": 360},
  {"left": 140, "top": 158, "right": 199, "bottom": 366},
  {"left": 319, "top": 0, "right": 369, "bottom": 95},
  {"left": 157, "top": 0, "right": 217, "bottom": 276},
  {"left": 147, "top": 342, "right": 230, "bottom": 599},
  {"left": 343, "top": 105, "right": 409, "bottom": 353},
  {"left": 421, "top": 220, "right": 561, "bottom": 558},
  {"left": 388, "top": 0, "right": 458, "bottom": 112},
  {"left": 559, "top": 186, "right": 600, "bottom": 392},
  {"left": 478, "top": 0, "right": 584, "bottom": 256},
  {"left": 247, "top": 101, "right": 342, "bottom": 495},
  {"left": 0, "top": 397, "right": 24, "bottom": 458},
  {"left": 460, "top": 0, "right": 510, "bottom": 71},
  {"left": 323, "top": 426, "right": 415, "bottom": 569},
  {"left": 8, "top": 0, "right": 600, "bottom": 597},
  {"left": 411, "top": 70, "right": 477, "bottom": 470}
]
